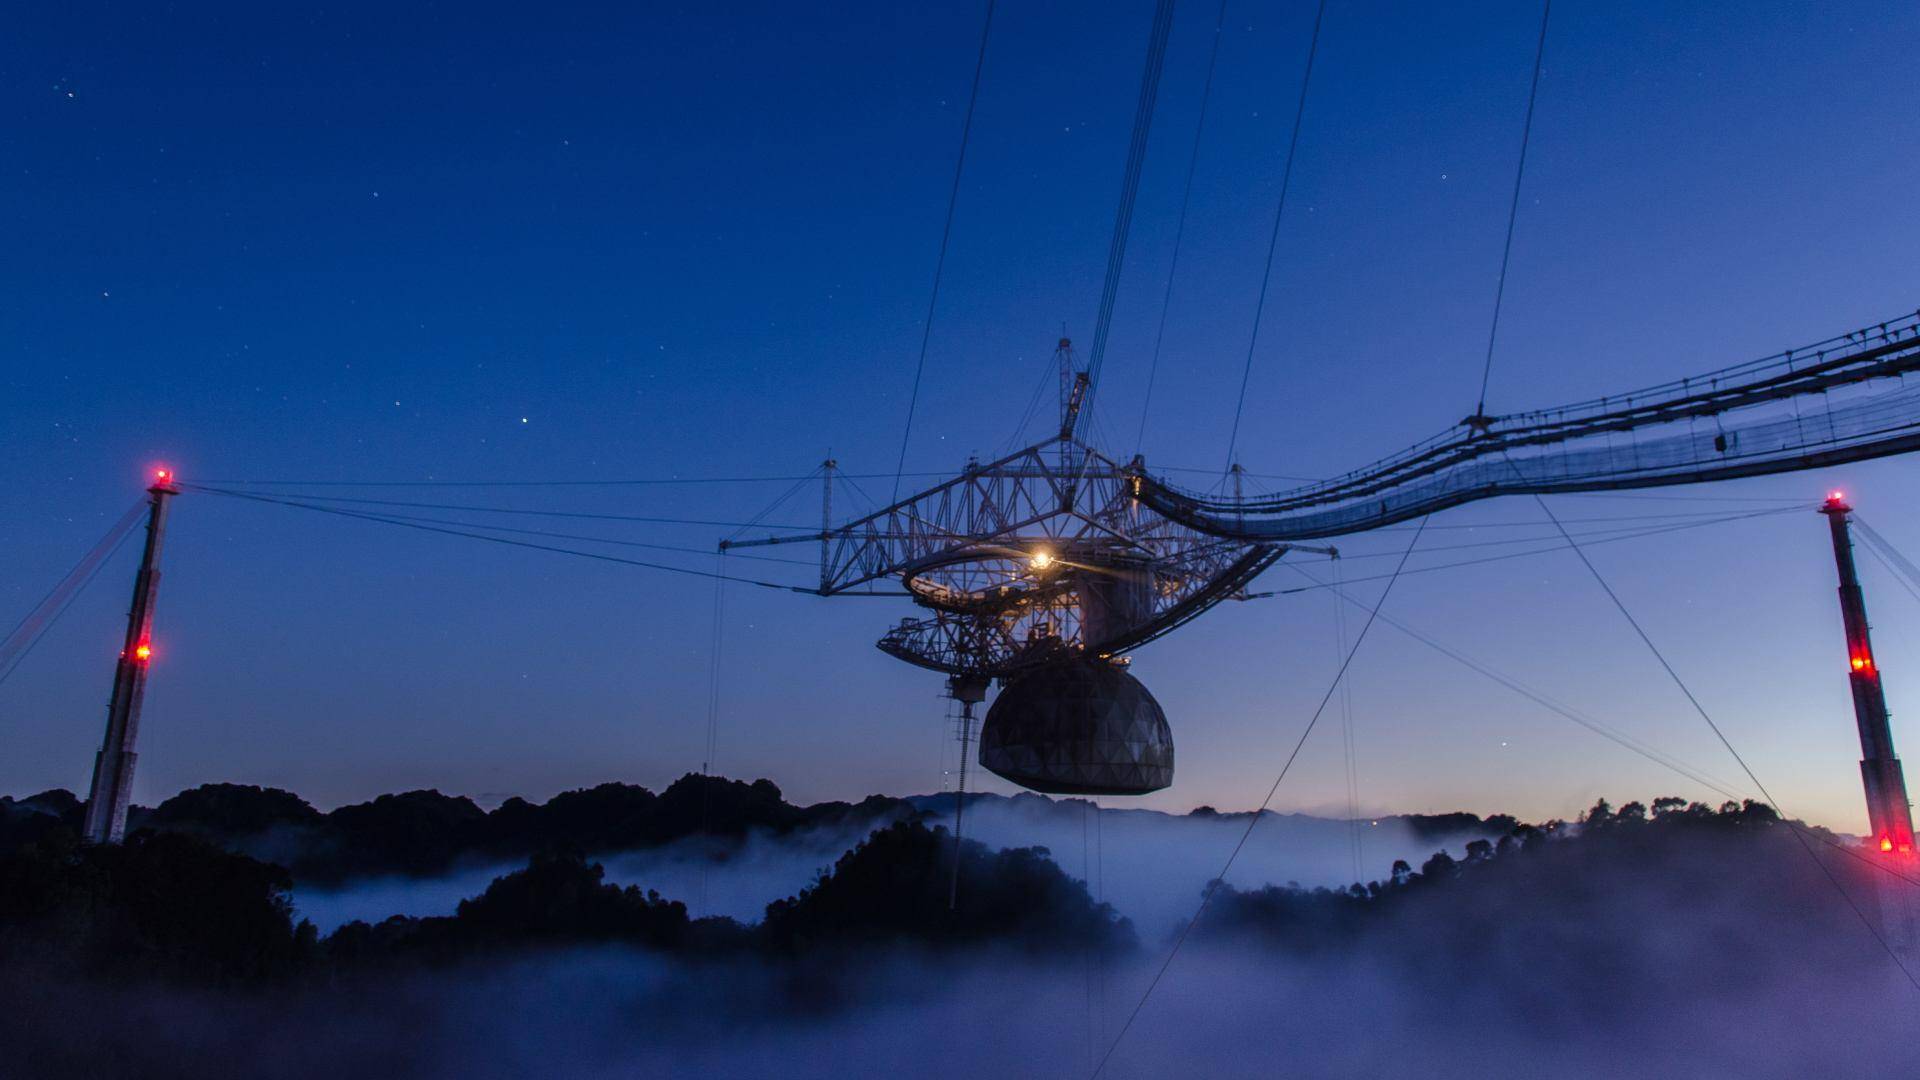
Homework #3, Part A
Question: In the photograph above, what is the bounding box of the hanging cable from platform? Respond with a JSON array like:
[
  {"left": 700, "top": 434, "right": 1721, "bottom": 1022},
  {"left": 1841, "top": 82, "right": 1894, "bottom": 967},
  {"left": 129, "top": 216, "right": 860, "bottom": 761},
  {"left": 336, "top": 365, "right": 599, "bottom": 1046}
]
[
  {"left": 696, "top": 547, "right": 729, "bottom": 912},
  {"left": 1221, "top": 0, "right": 1328, "bottom": 472},
  {"left": 1092, "top": 514, "right": 1432, "bottom": 1079},
  {"left": 891, "top": 0, "right": 997, "bottom": 503},
  {"left": 1134, "top": 0, "right": 1232, "bottom": 456},
  {"left": 1332, "top": 552, "right": 1363, "bottom": 882},
  {"left": 1077, "top": 0, "right": 1179, "bottom": 427},
  {"left": 1470, "top": 0, "right": 1553, "bottom": 422}
]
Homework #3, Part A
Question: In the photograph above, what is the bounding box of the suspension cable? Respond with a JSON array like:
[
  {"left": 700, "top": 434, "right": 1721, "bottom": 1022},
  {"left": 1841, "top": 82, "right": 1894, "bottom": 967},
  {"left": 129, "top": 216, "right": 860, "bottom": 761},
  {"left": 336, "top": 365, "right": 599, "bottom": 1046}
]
[
  {"left": 1081, "top": 797, "right": 1096, "bottom": 1074},
  {"left": 891, "top": 0, "right": 997, "bottom": 503},
  {"left": 1313, "top": 508, "right": 1807, "bottom": 563},
  {"left": 0, "top": 501, "right": 147, "bottom": 689},
  {"left": 183, "top": 485, "right": 819, "bottom": 531},
  {"left": 191, "top": 486, "right": 837, "bottom": 593},
  {"left": 197, "top": 471, "right": 951, "bottom": 489},
  {"left": 1220, "top": 0, "right": 1328, "bottom": 472},
  {"left": 1288, "top": 562, "right": 1752, "bottom": 800},
  {"left": 1092, "top": 514, "right": 1431, "bottom": 1078},
  {"left": 1291, "top": 548, "right": 1920, "bottom": 895},
  {"left": 1333, "top": 553, "right": 1363, "bottom": 882},
  {"left": 208, "top": 502, "right": 817, "bottom": 567},
  {"left": 1245, "top": 504, "right": 1804, "bottom": 596},
  {"left": 1077, "top": 0, "right": 1180, "bottom": 426},
  {"left": 686, "top": 471, "right": 829, "bottom": 911},
  {"left": 1856, "top": 536, "right": 1920, "bottom": 608},
  {"left": 703, "top": 462, "right": 827, "bottom": 771},
  {"left": 1134, "top": 0, "right": 1232, "bottom": 455},
  {"left": 1471, "top": 0, "right": 1552, "bottom": 418},
  {"left": 1523, "top": 483, "right": 1920, "bottom": 992},
  {"left": 1854, "top": 517, "right": 1920, "bottom": 602},
  {"left": 697, "top": 549, "right": 729, "bottom": 910}
]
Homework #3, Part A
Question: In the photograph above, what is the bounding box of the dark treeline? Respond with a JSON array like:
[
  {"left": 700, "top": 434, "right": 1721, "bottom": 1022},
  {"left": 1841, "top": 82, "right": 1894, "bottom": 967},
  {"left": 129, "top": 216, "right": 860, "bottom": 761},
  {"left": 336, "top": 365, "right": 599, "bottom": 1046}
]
[
  {"left": 1195, "top": 797, "right": 1861, "bottom": 958},
  {"left": 0, "top": 781, "right": 1869, "bottom": 995},
  {"left": 0, "top": 789, "right": 1902, "bottom": 1078},
  {"left": 1176, "top": 799, "right": 1519, "bottom": 843},
  {"left": 0, "top": 773, "right": 916, "bottom": 882},
  {"left": 332, "top": 819, "right": 1134, "bottom": 968},
  {"left": 0, "top": 811, "right": 1133, "bottom": 987},
  {"left": 1, "top": 777, "right": 1519, "bottom": 887}
]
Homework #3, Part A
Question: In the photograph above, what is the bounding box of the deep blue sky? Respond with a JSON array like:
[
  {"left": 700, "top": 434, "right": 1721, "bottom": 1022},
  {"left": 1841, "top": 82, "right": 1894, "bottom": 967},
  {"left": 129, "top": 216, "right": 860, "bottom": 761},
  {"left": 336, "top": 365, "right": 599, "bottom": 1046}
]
[{"left": 4, "top": 1, "right": 1918, "bottom": 830}]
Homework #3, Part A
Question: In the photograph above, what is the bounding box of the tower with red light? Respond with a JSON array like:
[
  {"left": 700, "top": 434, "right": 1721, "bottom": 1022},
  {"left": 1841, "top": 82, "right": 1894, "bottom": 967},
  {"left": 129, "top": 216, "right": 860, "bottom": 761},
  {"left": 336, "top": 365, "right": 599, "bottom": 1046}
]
[
  {"left": 80, "top": 467, "right": 179, "bottom": 843},
  {"left": 1819, "top": 491, "right": 1917, "bottom": 857}
]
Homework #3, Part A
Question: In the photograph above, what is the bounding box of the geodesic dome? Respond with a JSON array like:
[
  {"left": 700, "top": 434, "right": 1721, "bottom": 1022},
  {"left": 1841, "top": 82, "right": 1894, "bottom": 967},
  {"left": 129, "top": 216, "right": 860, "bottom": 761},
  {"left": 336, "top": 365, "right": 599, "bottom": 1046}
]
[{"left": 978, "top": 657, "right": 1173, "bottom": 795}]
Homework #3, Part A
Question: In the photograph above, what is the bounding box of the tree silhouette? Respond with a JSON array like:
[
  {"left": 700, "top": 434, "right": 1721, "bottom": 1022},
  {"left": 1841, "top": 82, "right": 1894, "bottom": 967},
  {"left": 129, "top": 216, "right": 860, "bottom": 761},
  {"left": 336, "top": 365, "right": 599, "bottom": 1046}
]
[{"left": 763, "top": 820, "right": 1133, "bottom": 955}]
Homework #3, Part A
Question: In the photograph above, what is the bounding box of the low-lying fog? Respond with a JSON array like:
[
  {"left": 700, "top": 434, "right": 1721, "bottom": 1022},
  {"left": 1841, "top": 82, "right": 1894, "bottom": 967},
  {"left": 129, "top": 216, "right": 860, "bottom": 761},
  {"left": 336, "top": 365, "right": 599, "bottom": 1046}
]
[
  {"left": 294, "top": 798, "right": 1492, "bottom": 937},
  {"left": 14, "top": 795, "right": 1920, "bottom": 1079},
  {"left": 17, "top": 937, "right": 1912, "bottom": 1079}
]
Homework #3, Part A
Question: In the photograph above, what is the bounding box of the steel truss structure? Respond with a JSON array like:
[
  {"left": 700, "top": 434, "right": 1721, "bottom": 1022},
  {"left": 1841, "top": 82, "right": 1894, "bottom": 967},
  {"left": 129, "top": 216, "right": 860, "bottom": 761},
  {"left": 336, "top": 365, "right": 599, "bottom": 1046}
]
[
  {"left": 727, "top": 308, "right": 1920, "bottom": 681},
  {"left": 727, "top": 433, "right": 1324, "bottom": 678}
]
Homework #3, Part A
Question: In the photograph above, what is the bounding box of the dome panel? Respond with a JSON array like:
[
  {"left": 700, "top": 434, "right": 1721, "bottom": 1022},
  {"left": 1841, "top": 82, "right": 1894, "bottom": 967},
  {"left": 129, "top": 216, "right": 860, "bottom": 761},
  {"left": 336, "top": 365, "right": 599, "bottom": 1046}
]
[{"left": 978, "top": 658, "right": 1173, "bottom": 796}]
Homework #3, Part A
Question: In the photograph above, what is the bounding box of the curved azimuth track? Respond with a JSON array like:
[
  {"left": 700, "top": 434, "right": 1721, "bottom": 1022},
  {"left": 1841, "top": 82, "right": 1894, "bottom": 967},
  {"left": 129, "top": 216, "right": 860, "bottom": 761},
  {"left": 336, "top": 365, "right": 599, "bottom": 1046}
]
[
  {"left": 1139, "top": 308, "right": 1920, "bottom": 541},
  {"left": 725, "top": 416, "right": 1328, "bottom": 678}
]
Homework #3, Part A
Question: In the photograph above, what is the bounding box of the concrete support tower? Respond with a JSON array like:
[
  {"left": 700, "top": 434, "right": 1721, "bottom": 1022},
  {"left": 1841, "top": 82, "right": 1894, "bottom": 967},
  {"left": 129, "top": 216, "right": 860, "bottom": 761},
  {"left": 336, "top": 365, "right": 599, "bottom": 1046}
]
[
  {"left": 81, "top": 469, "right": 179, "bottom": 844},
  {"left": 1820, "top": 492, "right": 1916, "bottom": 854}
]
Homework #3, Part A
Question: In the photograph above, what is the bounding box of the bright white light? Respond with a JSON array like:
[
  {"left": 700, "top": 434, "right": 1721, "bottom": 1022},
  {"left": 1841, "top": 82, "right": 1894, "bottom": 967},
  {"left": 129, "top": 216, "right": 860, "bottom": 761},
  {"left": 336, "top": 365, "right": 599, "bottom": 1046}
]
[{"left": 1029, "top": 551, "right": 1054, "bottom": 570}]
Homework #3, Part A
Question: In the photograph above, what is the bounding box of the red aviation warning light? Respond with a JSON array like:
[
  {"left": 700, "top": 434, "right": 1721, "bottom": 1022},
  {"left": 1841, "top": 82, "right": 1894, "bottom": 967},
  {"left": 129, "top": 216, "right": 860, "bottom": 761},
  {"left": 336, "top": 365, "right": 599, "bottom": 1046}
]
[
  {"left": 1821, "top": 494, "right": 1920, "bottom": 864},
  {"left": 133, "top": 642, "right": 152, "bottom": 662}
]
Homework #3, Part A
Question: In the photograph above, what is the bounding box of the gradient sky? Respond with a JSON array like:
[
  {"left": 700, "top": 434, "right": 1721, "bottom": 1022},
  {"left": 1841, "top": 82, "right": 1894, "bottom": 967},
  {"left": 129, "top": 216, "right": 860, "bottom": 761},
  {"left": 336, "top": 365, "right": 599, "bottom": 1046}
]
[{"left": 5, "top": 1, "right": 1919, "bottom": 831}]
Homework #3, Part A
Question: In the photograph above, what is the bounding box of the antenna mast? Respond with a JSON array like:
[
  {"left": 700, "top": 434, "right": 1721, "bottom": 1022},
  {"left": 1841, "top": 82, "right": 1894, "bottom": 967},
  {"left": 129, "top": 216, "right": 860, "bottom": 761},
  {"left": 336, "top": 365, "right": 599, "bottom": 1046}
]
[
  {"left": 820, "top": 456, "right": 836, "bottom": 592},
  {"left": 1820, "top": 493, "right": 1917, "bottom": 854},
  {"left": 82, "top": 469, "right": 179, "bottom": 844},
  {"left": 1058, "top": 337, "right": 1090, "bottom": 441}
]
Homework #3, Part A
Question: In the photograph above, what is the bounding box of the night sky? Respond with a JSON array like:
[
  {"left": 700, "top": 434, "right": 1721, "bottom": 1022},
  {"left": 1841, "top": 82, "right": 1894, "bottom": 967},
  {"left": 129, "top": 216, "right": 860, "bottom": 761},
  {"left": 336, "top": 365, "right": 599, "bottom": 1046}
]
[{"left": 5, "top": 1, "right": 1919, "bottom": 831}]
